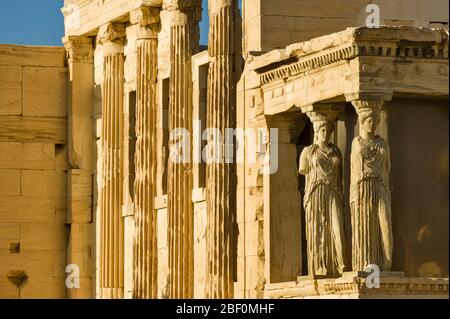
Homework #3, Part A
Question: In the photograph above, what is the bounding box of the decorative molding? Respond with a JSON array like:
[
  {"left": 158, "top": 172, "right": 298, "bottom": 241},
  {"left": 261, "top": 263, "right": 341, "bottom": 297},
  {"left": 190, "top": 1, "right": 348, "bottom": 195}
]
[
  {"left": 259, "top": 45, "right": 357, "bottom": 86},
  {"left": 256, "top": 27, "right": 449, "bottom": 87}
]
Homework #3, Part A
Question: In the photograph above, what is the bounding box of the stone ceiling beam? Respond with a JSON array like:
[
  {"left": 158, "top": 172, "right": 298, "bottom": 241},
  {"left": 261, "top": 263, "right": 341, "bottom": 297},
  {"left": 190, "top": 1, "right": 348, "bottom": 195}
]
[{"left": 62, "top": 0, "right": 163, "bottom": 37}]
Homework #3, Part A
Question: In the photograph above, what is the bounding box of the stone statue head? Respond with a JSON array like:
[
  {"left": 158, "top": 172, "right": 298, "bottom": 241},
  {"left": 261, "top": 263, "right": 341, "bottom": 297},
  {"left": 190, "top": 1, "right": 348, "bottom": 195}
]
[
  {"left": 354, "top": 99, "right": 383, "bottom": 137},
  {"left": 313, "top": 120, "right": 335, "bottom": 145},
  {"left": 308, "top": 112, "right": 336, "bottom": 145},
  {"left": 359, "top": 110, "right": 380, "bottom": 136}
]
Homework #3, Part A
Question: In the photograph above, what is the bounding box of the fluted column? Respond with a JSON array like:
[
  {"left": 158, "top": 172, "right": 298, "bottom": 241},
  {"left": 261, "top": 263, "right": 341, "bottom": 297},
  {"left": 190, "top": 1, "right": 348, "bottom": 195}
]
[
  {"left": 97, "top": 23, "right": 125, "bottom": 299},
  {"left": 166, "top": 0, "right": 202, "bottom": 299},
  {"left": 130, "top": 6, "right": 161, "bottom": 299},
  {"left": 205, "top": 0, "right": 236, "bottom": 299}
]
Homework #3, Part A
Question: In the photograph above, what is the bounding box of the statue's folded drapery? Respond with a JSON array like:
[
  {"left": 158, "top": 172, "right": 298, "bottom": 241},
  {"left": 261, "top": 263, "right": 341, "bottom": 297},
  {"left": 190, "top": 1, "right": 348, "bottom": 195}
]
[
  {"left": 300, "top": 143, "right": 346, "bottom": 276},
  {"left": 350, "top": 135, "right": 393, "bottom": 271}
]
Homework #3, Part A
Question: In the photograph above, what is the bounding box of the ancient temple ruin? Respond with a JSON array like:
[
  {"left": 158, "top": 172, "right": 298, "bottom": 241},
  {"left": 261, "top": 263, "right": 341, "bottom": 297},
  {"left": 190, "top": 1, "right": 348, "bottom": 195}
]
[{"left": 0, "top": 0, "right": 449, "bottom": 299}]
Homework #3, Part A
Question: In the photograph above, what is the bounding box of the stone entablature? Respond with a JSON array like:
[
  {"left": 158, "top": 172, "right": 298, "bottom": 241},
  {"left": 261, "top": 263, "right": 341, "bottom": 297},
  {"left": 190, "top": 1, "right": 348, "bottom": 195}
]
[
  {"left": 250, "top": 27, "right": 448, "bottom": 115},
  {"left": 62, "top": 0, "right": 163, "bottom": 36}
]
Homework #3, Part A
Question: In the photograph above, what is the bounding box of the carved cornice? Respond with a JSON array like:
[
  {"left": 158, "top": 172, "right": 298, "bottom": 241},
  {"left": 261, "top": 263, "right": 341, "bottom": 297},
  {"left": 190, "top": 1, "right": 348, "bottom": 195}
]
[
  {"left": 259, "top": 45, "right": 357, "bottom": 86},
  {"left": 256, "top": 27, "right": 449, "bottom": 87},
  {"left": 63, "top": 35, "right": 94, "bottom": 64}
]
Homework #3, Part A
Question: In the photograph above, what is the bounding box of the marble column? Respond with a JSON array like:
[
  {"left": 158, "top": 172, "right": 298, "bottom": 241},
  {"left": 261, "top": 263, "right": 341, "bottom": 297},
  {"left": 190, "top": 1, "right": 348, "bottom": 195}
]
[
  {"left": 205, "top": 0, "right": 237, "bottom": 299},
  {"left": 166, "top": 0, "right": 201, "bottom": 299},
  {"left": 350, "top": 99, "right": 393, "bottom": 272},
  {"left": 130, "top": 6, "right": 161, "bottom": 299},
  {"left": 97, "top": 23, "right": 126, "bottom": 299}
]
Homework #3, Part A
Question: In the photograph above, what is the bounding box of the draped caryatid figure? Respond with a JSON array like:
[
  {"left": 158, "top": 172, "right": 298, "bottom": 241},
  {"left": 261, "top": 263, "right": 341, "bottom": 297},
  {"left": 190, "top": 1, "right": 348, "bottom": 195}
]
[
  {"left": 350, "top": 100, "right": 393, "bottom": 271},
  {"left": 299, "top": 112, "right": 346, "bottom": 276}
]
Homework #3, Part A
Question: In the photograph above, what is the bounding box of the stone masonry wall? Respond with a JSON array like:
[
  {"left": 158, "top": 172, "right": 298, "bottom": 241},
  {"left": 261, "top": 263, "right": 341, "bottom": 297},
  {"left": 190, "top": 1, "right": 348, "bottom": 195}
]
[
  {"left": 244, "top": 0, "right": 449, "bottom": 52},
  {"left": 0, "top": 45, "right": 69, "bottom": 298}
]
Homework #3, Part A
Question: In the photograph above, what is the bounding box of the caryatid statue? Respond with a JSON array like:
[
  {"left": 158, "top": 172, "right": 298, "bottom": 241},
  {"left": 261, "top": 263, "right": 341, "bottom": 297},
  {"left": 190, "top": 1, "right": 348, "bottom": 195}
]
[
  {"left": 299, "top": 112, "right": 346, "bottom": 276},
  {"left": 350, "top": 100, "right": 393, "bottom": 271}
]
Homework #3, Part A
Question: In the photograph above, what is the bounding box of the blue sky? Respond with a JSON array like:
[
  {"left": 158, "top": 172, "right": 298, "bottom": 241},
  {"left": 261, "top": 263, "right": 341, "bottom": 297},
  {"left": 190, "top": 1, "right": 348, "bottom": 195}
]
[
  {"left": 0, "top": 0, "right": 65, "bottom": 46},
  {"left": 0, "top": 0, "right": 241, "bottom": 46}
]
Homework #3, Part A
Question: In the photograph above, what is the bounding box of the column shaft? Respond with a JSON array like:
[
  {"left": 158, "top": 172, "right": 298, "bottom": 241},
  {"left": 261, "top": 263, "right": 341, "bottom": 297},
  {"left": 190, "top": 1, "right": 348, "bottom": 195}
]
[
  {"left": 206, "top": 1, "right": 236, "bottom": 299},
  {"left": 98, "top": 24, "right": 125, "bottom": 298},
  {"left": 133, "top": 36, "right": 159, "bottom": 299},
  {"left": 167, "top": 5, "right": 200, "bottom": 299}
]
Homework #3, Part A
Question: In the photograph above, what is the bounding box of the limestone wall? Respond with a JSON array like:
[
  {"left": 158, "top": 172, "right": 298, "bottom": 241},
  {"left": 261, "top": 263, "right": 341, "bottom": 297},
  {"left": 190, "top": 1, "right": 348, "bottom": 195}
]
[
  {"left": 0, "top": 45, "right": 69, "bottom": 298},
  {"left": 244, "top": 0, "right": 449, "bottom": 52}
]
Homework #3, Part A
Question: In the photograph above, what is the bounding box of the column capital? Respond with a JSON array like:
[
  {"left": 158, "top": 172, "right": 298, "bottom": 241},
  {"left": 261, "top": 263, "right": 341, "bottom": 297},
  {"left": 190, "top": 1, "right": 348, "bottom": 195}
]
[
  {"left": 97, "top": 22, "right": 126, "bottom": 44},
  {"left": 306, "top": 110, "right": 340, "bottom": 124},
  {"left": 164, "top": 0, "right": 202, "bottom": 23},
  {"left": 350, "top": 99, "right": 385, "bottom": 122},
  {"left": 130, "top": 6, "right": 161, "bottom": 39},
  {"left": 345, "top": 92, "right": 391, "bottom": 123},
  {"left": 163, "top": 0, "right": 202, "bottom": 11},
  {"left": 209, "top": 0, "right": 233, "bottom": 14},
  {"left": 63, "top": 36, "right": 94, "bottom": 64},
  {"left": 97, "top": 23, "right": 126, "bottom": 55}
]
